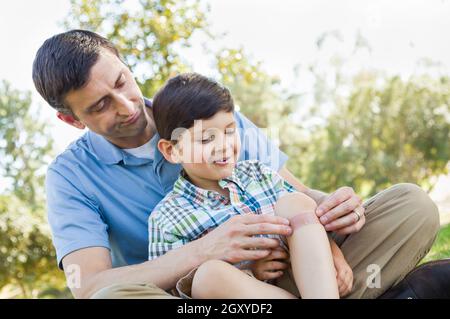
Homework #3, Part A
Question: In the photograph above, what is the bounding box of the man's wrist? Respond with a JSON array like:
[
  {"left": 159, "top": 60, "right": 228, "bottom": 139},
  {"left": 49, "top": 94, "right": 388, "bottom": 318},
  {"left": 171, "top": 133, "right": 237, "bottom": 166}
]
[
  {"left": 189, "top": 235, "right": 213, "bottom": 266},
  {"left": 304, "top": 188, "right": 328, "bottom": 206}
]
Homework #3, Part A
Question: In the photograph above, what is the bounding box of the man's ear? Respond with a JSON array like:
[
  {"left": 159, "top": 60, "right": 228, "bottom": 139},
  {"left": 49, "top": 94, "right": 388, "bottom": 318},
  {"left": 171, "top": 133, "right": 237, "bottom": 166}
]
[
  {"left": 57, "top": 112, "right": 86, "bottom": 130},
  {"left": 157, "top": 139, "right": 181, "bottom": 164}
]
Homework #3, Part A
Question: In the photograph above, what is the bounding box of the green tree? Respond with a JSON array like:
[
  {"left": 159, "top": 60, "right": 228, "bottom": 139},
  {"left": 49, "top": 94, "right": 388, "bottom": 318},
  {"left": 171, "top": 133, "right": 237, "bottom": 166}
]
[
  {"left": 64, "top": 0, "right": 210, "bottom": 97},
  {"left": 214, "top": 48, "right": 303, "bottom": 168},
  {"left": 0, "top": 81, "right": 68, "bottom": 298},
  {"left": 301, "top": 71, "right": 450, "bottom": 197}
]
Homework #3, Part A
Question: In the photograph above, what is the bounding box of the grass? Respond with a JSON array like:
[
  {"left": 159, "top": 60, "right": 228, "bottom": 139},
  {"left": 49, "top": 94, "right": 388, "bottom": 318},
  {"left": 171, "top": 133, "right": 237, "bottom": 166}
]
[{"left": 421, "top": 223, "right": 450, "bottom": 263}]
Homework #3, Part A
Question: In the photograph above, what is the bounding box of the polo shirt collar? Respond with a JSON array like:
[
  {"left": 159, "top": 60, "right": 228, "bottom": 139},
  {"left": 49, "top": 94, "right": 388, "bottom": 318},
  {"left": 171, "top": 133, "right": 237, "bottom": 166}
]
[{"left": 86, "top": 97, "right": 156, "bottom": 166}]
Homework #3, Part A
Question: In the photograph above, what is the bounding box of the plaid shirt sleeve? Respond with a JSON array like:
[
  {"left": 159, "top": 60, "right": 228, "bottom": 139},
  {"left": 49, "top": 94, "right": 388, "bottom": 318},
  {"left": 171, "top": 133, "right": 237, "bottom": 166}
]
[
  {"left": 148, "top": 202, "right": 190, "bottom": 260},
  {"left": 257, "top": 161, "right": 297, "bottom": 198}
]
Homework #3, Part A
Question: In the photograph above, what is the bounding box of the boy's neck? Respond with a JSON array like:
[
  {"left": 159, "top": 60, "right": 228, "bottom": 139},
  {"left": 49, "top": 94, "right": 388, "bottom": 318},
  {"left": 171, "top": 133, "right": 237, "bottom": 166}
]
[{"left": 183, "top": 171, "right": 230, "bottom": 199}]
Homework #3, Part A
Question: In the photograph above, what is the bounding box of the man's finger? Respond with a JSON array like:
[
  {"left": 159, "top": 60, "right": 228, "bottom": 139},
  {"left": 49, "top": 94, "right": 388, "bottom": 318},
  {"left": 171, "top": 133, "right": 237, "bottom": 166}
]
[
  {"left": 262, "top": 271, "right": 284, "bottom": 281},
  {"left": 244, "top": 223, "right": 292, "bottom": 237},
  {"left": 268, "top": 249, "right": 289, "bottom": 260},
  {"left": 236, "top": 249, "right": 271, "bottom": 261},
  {"left": 240, "top": 237, "right": 281, "bottom": 250},
  {"left": 263, "top": 261, "right": 290, "bottom": 271},
  {"left": 324, "top": 212, "right": 359, "bottom": 231},
  {"left": 316, "top": 188, "right": 353, "bottom": 217},
  {"left": 240, "top": 213, "right": 290, "bottom": 226},
  {"left": 319, "top": 196, "right": 361, "bottom": 224},
  {"left": 334, "top": 215, "right": 366, "bottom": 235}
]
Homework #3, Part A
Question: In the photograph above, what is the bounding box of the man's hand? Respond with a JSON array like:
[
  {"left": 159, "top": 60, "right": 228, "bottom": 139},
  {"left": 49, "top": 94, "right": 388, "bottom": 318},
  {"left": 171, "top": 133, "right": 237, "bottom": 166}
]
[
  {"left": 198, "top": 214, "right": 292, "bottom": 264},
  {"left": 316, "top": 186, "right": 366, "bottom": 235},
  {"left": 250, "top": 247, "right": 290, "bottom": 281}
]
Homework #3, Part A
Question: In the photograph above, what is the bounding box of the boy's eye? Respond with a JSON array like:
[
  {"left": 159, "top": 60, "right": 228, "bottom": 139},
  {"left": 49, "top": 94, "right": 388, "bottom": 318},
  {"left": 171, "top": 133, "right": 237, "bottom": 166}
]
[{"left": 201, "top": 135, "right": 215, "bottom": 144}]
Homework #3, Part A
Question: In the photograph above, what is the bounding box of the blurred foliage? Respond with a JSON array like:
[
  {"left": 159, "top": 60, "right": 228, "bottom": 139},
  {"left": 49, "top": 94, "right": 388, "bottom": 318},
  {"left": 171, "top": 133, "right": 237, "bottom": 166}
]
[
  {"left": 1, "top": 0, "right": 449, "bottom": 298},
  {"left": 64, "top": 0, "right": 210, "bottom": 97},
  {"left": 0, "top": 81, "right": 70, "bottom": 298},
  {"left": 301, "top": 74, "right": 450, "bottom": 197},
  {"left": 214, "top": 48, "right": 302, "bottom": 156}
]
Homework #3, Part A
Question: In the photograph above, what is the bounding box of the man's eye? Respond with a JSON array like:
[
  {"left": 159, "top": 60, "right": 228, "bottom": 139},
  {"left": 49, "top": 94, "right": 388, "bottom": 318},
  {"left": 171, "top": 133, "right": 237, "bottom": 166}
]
[
  {"left": 201, "top": 135, "right": 215, "bottom": 144},
  {"left": 93, "top": 99, "right": 110, "bottom": 113},
  {"left": 94, "top": 105, "right": 105, "bottom": 112},
  {"left": 117, "top": 81, "right": 126, "bottom": 88}
]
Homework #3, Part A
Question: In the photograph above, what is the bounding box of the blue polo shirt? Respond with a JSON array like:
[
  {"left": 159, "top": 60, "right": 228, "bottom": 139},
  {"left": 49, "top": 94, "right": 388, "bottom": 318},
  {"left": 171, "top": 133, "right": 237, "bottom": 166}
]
[{"left": 46, "top": 101, "right": 288, "bottom": 269}]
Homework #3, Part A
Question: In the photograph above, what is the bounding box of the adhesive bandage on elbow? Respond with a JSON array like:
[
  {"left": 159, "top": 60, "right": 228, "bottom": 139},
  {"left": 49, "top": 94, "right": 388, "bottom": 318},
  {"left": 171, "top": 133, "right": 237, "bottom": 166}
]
[{"left": 288, "top": 212, "right": 320, "bottom": 231}]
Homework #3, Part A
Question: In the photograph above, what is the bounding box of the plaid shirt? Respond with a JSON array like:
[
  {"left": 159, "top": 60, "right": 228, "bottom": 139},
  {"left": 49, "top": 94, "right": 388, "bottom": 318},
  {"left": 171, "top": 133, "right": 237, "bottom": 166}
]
[{"left": 148, "top": 160, "right": 296, "bottom": 260}]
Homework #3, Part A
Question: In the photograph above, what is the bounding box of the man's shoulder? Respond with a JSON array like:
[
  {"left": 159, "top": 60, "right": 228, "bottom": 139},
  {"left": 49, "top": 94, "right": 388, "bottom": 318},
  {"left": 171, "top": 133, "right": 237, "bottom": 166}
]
[
  {"left": 46, "top": 131, "right": 98, "bottom": 184},
  {"left": 48, "top": 132, "right": 95, "bottom": 173}
]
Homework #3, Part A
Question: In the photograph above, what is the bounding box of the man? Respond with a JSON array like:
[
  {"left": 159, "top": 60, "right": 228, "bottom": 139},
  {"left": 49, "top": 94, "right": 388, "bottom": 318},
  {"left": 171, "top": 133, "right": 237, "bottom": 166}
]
[{"left": 32, "top": 29, "right": 440, "bottom": 299}]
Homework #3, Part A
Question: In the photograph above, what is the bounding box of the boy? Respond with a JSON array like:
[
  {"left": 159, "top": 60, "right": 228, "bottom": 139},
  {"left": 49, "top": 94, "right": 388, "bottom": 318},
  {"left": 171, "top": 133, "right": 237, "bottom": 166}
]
[{"left": 149, "top": 73, "right": 349, "bottom": 298}]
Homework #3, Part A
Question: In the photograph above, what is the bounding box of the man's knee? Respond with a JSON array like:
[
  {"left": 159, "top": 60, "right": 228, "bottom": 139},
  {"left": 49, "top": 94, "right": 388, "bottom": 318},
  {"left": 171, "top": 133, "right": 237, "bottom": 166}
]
[
  {"left": 90, "top": 282, "right": 177, "bottom": 299},
  {"left": 274, "top": 192, "right": 317, "bottom": 220},
  {"left": 392, "top": 183, "right": 440, "bottom": 232}
]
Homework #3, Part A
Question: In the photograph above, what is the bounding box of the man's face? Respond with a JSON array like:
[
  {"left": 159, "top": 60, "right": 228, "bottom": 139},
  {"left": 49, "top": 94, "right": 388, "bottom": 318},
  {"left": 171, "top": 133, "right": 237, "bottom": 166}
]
[{"left": 64, "top": 49, "right": 152, "bottom": 148}]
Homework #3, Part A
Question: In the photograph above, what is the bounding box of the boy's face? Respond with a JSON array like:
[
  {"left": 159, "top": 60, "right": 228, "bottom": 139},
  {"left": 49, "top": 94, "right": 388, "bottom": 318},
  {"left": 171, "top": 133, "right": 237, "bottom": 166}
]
[{"left": 173, "top": 110, "right": 241, "bottom": 183}]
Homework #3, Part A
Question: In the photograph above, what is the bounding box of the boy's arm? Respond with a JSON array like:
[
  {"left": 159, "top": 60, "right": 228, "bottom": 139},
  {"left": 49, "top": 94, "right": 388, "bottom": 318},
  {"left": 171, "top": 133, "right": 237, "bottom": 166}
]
[
  {"left": 328, "top": 237, "right": 354, "bottom": 297},
  {"left": 329, "top": 237, "right": 345, "bottom": 261}
]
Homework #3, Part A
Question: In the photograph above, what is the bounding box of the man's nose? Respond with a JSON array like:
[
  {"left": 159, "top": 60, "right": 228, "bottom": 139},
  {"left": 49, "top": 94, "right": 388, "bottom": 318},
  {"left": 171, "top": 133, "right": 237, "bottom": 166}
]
[{"left": 115, "top": 94, "right": 134, "bottom": 116}]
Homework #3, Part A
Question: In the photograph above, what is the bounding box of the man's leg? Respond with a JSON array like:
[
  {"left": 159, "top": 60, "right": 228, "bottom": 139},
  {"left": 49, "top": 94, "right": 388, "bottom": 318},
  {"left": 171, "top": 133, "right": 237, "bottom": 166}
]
[
  {"left": 332, "top": 183, "right": 440, "bottom": 299},
  {"left": 90, "top": 283, "right": 179, "bottom": 299}
]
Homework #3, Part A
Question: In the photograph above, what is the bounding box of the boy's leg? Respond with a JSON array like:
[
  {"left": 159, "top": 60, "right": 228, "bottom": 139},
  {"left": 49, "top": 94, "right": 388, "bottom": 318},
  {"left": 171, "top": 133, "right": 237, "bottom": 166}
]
[
  {"left": 331, "top": 183, "right": 440, "bottom": 299},
  {"left": 90, "top": 282, "right": 179, "bottom": 299},
  {"left": 275, "top": 192, "right": 339, "bottom": 299},
  {"left": 191, "top": 260, "right": 297, "bottom": 299}
]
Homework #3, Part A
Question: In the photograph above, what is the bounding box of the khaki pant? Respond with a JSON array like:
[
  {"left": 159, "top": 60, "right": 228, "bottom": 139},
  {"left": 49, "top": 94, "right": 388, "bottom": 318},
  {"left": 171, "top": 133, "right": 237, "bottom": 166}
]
[{"left": 91, "top": 183, "right": 440, "bottom": 299}]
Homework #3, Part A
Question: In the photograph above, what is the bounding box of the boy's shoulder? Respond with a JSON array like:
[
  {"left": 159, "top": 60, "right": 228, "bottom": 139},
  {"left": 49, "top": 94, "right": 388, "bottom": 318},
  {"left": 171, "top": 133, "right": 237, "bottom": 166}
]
[
  {"left": 234, "top": 159, "right": 276, "bottom": 181},
  {"left": 149, "top": 182, "right": 205, "bottom": 226},
  {"left": 151, "top": 190, "right": 191, "bottom": 216}
]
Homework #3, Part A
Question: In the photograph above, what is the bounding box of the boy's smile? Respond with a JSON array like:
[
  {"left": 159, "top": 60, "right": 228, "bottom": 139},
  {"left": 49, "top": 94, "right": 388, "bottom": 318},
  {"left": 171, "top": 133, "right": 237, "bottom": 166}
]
[{"left": 170, "top": 110, "right": 241, "bottom": 193}]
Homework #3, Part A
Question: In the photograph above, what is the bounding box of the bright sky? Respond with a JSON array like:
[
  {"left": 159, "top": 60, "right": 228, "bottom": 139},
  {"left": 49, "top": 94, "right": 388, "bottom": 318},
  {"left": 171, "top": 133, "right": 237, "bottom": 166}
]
[{"left": 1, "top": 0, "right": 449, "bottom": 201}]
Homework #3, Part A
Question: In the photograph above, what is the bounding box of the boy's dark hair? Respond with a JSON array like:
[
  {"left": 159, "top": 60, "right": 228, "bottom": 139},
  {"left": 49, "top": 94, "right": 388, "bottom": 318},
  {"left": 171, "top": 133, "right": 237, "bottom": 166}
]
[
  {"left": 152, "top": 73, "right": 235, "bottom": 142},
  {"left": 32, "top": 29, "right": 121, "bottom": 115}
]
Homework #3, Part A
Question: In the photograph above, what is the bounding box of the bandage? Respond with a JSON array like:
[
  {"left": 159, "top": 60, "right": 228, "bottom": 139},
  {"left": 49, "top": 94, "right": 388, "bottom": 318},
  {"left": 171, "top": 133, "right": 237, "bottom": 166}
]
[{"left": 289, "top": 211, "right": 320, "bottom": 231}]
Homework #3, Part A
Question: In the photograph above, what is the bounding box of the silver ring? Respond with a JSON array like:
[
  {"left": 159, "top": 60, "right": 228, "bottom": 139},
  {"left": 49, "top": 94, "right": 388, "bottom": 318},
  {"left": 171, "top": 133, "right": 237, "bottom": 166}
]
[{"left": 354, "top": 209, "right": 361, "bottom": 222}]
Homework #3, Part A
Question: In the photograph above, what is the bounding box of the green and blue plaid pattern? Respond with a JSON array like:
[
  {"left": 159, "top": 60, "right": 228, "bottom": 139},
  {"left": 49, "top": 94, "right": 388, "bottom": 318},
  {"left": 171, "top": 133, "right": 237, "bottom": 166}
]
[{"left": 148, "top": 160, "right": 296, "bottom": 260}]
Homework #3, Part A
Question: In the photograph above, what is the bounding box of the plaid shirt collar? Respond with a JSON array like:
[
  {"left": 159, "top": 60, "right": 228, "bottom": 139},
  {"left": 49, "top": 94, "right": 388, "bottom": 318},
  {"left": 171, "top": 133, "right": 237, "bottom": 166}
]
[{"left": 172, "top": 166, "right": 249, "bottom": 206}]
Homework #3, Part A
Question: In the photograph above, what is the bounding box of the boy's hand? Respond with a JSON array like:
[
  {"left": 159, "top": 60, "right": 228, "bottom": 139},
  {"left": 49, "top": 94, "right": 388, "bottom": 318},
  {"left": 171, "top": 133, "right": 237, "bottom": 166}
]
[
  {"left": 332, "top": 250, "right": 353, "bottom": 297},
  {"left": 250, "top": 247, "right": 290, "bottom": 281}
]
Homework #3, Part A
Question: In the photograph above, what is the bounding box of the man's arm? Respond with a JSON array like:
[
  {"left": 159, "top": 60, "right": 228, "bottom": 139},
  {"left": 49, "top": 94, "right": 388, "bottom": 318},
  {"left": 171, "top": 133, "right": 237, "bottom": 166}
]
[
  {"left": 63, "top": 213, "right": 292, "bottom": 298},
  {"left": 277, "top": 165, "right": 328, "bottom": 205},
  {"left": 63, "top": 241, "right": 204, "bottom": 298}
]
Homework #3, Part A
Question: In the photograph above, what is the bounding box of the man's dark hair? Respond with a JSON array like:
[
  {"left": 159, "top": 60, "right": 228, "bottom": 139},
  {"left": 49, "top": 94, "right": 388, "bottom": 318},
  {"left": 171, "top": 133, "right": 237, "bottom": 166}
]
[
  {"left": 32, "top": 29, "right": 121, "bottom": 115},
  {"left": 152, "top": 73, "right": 235, "bottom": 142}
]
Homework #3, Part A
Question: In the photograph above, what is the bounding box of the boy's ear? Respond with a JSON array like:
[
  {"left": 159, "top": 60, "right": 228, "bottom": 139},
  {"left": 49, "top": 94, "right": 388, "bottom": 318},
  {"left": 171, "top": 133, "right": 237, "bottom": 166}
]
[
  {"left": 57, "top": 112, "right": 86, "bottom": 130},
  {"left": 157, "top": 139, "right": 181, "bottom": 164}
]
